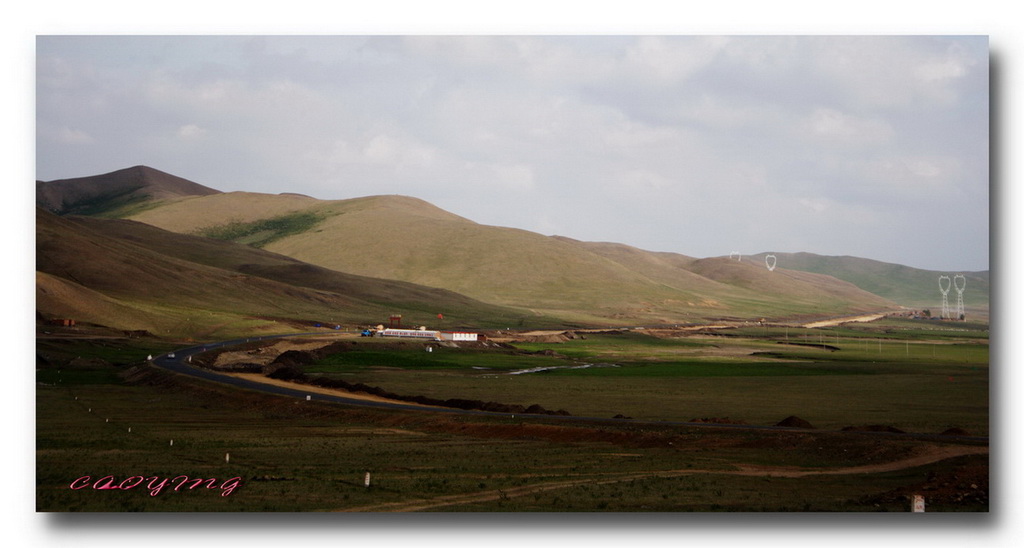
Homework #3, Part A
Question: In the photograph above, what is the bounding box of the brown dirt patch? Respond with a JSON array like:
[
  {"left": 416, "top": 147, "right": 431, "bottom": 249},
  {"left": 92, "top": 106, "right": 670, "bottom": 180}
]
[
  {"left": 221, "top": 373, "right": 443, "bottom": 408},
  {"left": 211, "top": 336, "right": 348, "bottom": 368},
  {"left": 802, "top": 312, "right": 890, "bottom": 328},
  {"left": 776, "top": 415, "right": 815, "bottom": 429}
]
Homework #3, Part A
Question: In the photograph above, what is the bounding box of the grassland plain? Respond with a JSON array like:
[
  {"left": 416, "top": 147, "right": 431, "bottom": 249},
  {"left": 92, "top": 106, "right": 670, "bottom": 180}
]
[
  {"left": 36, "top": 315, "right": 987, "bottom": 512},
  {"left": 36, "top": 368, "right": 987, "bottom": 512},
  {"left": 304, "top": 324, "right": 989, "bottom": 435},
  {"left": 36, "top": 320, "right": 988, "bottom": 512}
]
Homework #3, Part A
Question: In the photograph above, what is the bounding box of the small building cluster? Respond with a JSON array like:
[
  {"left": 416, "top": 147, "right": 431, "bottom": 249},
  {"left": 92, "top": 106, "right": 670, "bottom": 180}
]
[
  {"left": 360, "top": 326, "right": 480, "bottom": 342},
  {"left": 358, "top": 313, "right": 482, "bottom": 341}
]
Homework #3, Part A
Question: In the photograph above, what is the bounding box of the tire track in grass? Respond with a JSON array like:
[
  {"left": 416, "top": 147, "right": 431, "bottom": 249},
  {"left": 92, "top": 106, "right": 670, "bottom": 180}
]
[{"left": 332, "top": 444, "right": 987, "bottom": 512}]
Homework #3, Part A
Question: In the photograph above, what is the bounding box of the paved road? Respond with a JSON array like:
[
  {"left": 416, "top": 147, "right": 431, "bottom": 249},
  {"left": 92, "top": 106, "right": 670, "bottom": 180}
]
[
  {"left": 150, "top": 333, "right": 471, "bottom": 415},
  {"left": 150, "top": 333, "right": 989, "bottom": 444}
]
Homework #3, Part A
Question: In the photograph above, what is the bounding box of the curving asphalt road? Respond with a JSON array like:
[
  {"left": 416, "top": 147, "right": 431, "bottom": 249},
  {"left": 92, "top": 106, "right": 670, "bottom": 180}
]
[
  {"left": 149, "top": 333, "right": 989, "bottom": 444},
  {"left": 150, "top": 333, "right": 472, "bottom": 415}
]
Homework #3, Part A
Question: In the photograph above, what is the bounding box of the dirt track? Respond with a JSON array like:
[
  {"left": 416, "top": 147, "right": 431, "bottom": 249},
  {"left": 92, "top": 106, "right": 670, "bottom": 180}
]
[
  {"left": 222, "top": 373, "right": 443, "bottom": 408},
  {"left": 334, "top": 444, "right": 987, "bottom": 512},
  {"left": 802, "top": 312, "right": 891, "bottom": 329}
]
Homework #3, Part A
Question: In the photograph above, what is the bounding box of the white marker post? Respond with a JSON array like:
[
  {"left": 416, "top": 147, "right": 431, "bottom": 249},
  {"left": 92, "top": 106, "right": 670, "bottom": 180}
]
[
  {"left": 306, "top": 395, "right": 311, "bottom": 401},
  {"left": 364, "top": 472, "right": 371, "bottom": 488},
  {"left": 225, "top": 453, "right": 230, "bottom": 464},
  {"left": 912, "top": 495, "right": 925, "bottom": 512}
]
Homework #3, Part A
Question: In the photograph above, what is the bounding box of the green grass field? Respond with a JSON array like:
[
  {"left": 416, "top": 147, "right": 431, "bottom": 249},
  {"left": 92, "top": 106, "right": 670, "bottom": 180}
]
[
  {"left": 197, "top": 211, "right": 325, "bottom": 248},
  {"left": 36, "top": 318, "right": 989, "bottom": 512},
  {"left": 303, "top": 324, "right": 988, "bottom": 435},
  {"left": 36, "top": 374, "right": 986, "bottom": 512}
]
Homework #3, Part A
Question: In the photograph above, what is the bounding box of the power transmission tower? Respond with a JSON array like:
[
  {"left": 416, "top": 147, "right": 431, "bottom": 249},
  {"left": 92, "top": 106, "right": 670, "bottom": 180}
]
[
  {"left": 938, "top": 275, "right": 951, "bottom": 320},
  {"left": 953, "top": 274, "right": 966, "bottom": 321}
]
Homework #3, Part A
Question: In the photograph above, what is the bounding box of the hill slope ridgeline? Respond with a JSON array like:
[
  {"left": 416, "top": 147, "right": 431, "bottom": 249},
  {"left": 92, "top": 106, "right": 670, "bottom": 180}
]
[
  {"left": 741, "top": 252, "right": 988, "bottom": 309},
  {"left": 103, "top": 172, "right": 896, "bottom": 323},
  {"left": 38, "top": 165, "right": 988, "bottom": 326},
  {"left": 36, "top": 208, "right": 539, "bottom": 337},
  {"left": 36, "top": 165, "right": 221, "bottom": 217}
]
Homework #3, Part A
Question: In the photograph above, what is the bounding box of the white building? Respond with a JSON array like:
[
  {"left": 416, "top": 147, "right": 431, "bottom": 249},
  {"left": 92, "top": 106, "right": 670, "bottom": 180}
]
[
  {"left": 379, "top": 328, "right": 440, "bottom": 340},
  {"left": 439, "top": 331, "right": 478, "bottom": 342},
  {"left": 376, "top": 328, "right": 479, "bottom": 342}
]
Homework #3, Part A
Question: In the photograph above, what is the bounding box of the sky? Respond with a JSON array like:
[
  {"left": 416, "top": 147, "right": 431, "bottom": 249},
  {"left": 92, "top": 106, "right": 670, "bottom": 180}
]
[{"left": 35, "top": 34, "right": 989, "bottom": 272}]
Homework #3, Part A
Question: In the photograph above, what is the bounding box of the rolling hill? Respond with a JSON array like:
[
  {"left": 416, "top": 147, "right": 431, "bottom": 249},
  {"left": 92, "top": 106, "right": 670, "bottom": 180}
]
[
  {"left": 36, "top": 165, "right": 989, "bottom": 327},
  {"left": 36, "top": 208, "right": 542, "bottom": 338},
  {"left": 741, "top": 252, "right": 989, "bottom": 311},
  {"left": 36, "top": 165, "right": 221, "bottom": 217},
  {"left": 116, "top": 191, "right": 899, "bottom": 323}
]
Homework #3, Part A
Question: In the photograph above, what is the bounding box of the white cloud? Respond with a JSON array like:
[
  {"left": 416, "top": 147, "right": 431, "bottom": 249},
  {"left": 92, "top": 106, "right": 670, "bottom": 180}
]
[
  {"left": 803, "top": 107, "right": 895, "bottom": 146},
  {"left": 798, "top": 197, "right": 831, "bottom": 214},
  {"left": 363, "top": 133, "right": 437, "bottom": 168},
  {"left": 861, "top": 155, "right": 961, "bottom": 194},
  {"left": 678, "top": 94, "right": 782, "bottom": 131},
  {"left": 466, "top": 162, "right": 536, "bottom": 192},
  {"left": 176, "top": 124, "right": 207, "bottom": 140},
  {"left": 622, "top": 35, "right": 729, "bottom": 85},
  {"left": 53, "top": 126, "right": 94, "bottom": 144},
  {"left": 906, "top": 159, "right": 944, "bottom": 179},
  {"left": 617, "top": 169, "right": 673, "bottom": 192},
  {"left": 810, "top": 36, "right": 983, "bottom": 110},
  {"left": 915, "top": 40, "right": 976, "bottom": 83}
]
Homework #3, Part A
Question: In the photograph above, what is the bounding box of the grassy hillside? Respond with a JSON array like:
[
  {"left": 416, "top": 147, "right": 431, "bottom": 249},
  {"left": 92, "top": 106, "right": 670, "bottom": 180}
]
[
  {"left": 744, "top": 252, "right": 989, "bottom": 311},
  {"left": 42, "top": 166, "right": 989, "bottom": 326},
  {"left": 36, "top": 209, "right": 545, "bottom": 338},
  {"left": 121, "top": 192, "right": 897, "bottom": 324},
  {"left": 573, "top": 241, "right": 895, "bottom": 317},
  {"left": 82, "top": 213, "right": 538, "bottom": 326},
  {"left": 36, "top": 271, "right": 168, "bottom": 333}
]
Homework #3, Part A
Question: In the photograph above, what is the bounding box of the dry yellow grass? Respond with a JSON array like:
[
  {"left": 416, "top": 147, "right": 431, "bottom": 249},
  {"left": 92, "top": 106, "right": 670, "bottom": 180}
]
[
  {"left": 129, "top": 191, "right": 322, "bottom": 233},
  {"left": 36, "top": 272, "right": 161, "bottom": 332},
  {"left": 122, "top": 191, "right": 898, "bottom": 324}
]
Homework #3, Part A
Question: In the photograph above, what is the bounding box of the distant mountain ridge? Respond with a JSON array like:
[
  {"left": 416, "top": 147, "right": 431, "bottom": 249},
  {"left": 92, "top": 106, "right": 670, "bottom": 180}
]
[
  {"left": 35, "top": 166, "right": 990, "bottom": 326},
  {"left": 742, "top": 252, "right": 989, "bottom": 309},
  {"left": 36, "top": 165, "right": 221, "bottom": 217}
]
